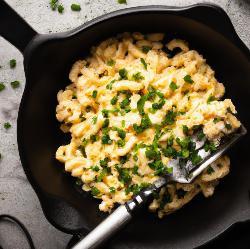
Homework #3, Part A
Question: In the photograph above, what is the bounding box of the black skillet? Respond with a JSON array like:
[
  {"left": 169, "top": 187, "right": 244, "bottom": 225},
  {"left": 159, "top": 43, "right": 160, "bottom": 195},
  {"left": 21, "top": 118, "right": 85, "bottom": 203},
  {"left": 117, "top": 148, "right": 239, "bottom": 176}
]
[{"left": 0, "top": 1, "right": 250, "bottom": 248}]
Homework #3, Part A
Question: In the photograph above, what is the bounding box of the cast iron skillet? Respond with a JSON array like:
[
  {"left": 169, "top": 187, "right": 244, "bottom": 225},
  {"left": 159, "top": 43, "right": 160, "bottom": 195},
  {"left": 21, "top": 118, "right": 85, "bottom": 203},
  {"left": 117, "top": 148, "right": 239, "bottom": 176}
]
[{"left": 1, "top": 1, "right": 250, "bottom": 248}]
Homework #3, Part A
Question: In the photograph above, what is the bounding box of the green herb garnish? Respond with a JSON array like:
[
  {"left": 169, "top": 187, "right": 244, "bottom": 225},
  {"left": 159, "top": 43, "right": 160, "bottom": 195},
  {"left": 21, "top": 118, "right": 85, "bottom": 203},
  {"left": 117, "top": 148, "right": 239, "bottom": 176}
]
[
  {"left": 91, "top": 187, "right": 100, "bottom": 196},
  {"left": 117, "top": 139, "right": 125, "bottom": 147},
  {"left": 90, "top": 134, "right": 98, "bottom": 143},
  {"left": 101, "top": 134, "right": 112, "bottom": 145},
  {"left": 109, "top": 187, "right": 116, "bottom": 193},
  {"left": 10, "top": 81, "right": 20, "bottom": 89},
  {"left": 91, "top": 165, "right": 100, "bottom": 172},
  {"left": 92, "top": 116, "right": 97, "bottom": 124},
  {"left": 140, "top": 58, "right": 147, "bottom": 70},
  {"left": 184, "top": 75, "right": 194, "bottom": 84},
  {"left": 9, "top": 59, "right": 16, "bottom": 68},
  {"left": 225, "top": 123, "right": 232, "bottom": 130},
  {"left": 50, "top": 0, "right": 58, "bottom": 10},
  {"left": 133, "top": 114, "right": 152, "bottom": 133},
  {"left": 119, "top": 68, "right": 128, "bottom": 80},
  {"left": 207, "top": 166, "right": 215, "bottom": 174},
  {"left": 0, "top": 83, "right": 5, "bottom": 92},
  {"left": 107, "top": 59, "right": 116, "bottom": 66},
  {"left": 111, "top": 96, "right": 118, "bottom": 105},
  {"left": 3, "top": 122, "right": 11, "bottom": 129},
  {"left": 102, "top": 109, "right": 109, "bottom": 118},
  {"left": 106, "top": 80, "right": 116, "bottom": 90},
  {"left": 117, "top": 0, "right": 127, "bottom": 4},
  {"left": 169, "top": 81, "right": 178, "bottom": 91},
  {"left": 92, "top": 90, "right": 97, "bottom": 98},
  {"left": 142, "top": 46, "right": 152, "bottom": 53},
  {"left": 207, "top": 95, "right": 217, "bottom": 104},
  {"left": 71, "top": 3, "right": 81, "bottom": 11},
  {"left": 102, "top": 119, "right": 110, "bottom": 128},
  {"left": 132, "top": 72, "right": 144, "bottom": 81},
  {"left": 58, "top": 4, "right": 64, "bottom": 13}
]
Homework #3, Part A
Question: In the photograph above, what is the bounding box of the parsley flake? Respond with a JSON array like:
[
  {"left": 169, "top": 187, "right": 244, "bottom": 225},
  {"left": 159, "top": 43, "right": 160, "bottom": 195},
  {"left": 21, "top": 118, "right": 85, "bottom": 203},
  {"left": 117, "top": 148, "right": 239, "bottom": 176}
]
[
  {"left": 4, "top": 122, "right": 11, "bottom": 129},
  {"left": 71, "top": 3, "right": 81, "bottom": 11},
  {"left": 140, "top": 58, "right": 147, "bottom": 70},
  {"left": 9, "top": 59, "right": 16, "bottom": 68},
  {"left": 184, "top": 75, "right": 194, "bottom": 84}
]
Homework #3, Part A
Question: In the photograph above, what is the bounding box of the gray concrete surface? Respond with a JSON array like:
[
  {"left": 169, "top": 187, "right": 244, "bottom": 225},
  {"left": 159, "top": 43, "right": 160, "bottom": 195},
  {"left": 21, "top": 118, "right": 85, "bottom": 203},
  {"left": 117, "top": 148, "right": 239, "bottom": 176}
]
[{"left": 0, "top": 0, "right": 249, "bottom": 248}]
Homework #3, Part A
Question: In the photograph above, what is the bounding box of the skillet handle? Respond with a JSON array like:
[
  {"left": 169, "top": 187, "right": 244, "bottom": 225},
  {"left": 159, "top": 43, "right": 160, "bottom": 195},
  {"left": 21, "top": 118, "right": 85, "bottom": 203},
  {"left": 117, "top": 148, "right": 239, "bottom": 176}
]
[
  {"left": 0, "top": 0, "right": 37, "bottom": 53},
  {"left": 71, "top": 178, "right": 167, "bottom": 249},
  {"left": 71, "top": 205, "right": 132, "bottom": 249}
]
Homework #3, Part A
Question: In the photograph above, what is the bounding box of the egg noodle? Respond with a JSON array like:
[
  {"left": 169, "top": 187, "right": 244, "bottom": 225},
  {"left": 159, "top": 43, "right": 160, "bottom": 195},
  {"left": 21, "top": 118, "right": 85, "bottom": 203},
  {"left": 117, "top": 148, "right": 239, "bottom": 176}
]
[{"left": 56, "top": 32, "right": 240, "bottom": 218}]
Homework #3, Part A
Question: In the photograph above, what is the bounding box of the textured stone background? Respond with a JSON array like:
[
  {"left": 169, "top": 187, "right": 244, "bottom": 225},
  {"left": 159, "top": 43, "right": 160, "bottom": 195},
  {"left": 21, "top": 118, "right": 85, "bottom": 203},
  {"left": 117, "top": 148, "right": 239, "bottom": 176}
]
[{"left": 0, "top": 0, "right": 249, "bottom": 248}]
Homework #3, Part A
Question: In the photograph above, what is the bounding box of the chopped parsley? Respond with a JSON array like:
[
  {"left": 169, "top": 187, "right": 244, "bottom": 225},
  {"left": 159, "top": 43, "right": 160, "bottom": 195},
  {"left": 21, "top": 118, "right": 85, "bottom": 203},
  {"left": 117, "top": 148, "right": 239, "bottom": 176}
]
[
  {"left": 101, "top": 134, "right": 112, "bottom": 144},
  {"left": 107, "top": 59, "right": 116, "bottom": 66},
  {"left": 190, "top": 153, "right": 202, "bottom": 165},
  {"left": 119, "top": 68, "right": 128, "bottom": 80},
  {"left": 184, "top": 75, "right": 194, "bottom": 84},
  {"left": 132, "top": 165, "right": 139, "bottom": 175},
  {"left": 90, "top": 134, "right": 98, "bottom": 143},
  {"left": 133, "top": 114, "right": 152, "bottom": 133},
  {"left": 117, "top": 128, "right": 126, "bottom": 139},
  {"left": 58, "top": 4, "right": 64, "bottom": 13},
  {"left": 204, "top": 141, "right": 216, "bottom": 153},
  {"left": 207, "top": 95, "right": 217, "bottom": 104},
  {"left": 0, "top": 83, "right": 5, "bottom": 92},
  {"left": 213, "top": 117, "right": 221, "bottom": 124},
  {"left": 120, "top": 98, "right": 130, "bottom": 109},
  {"left": 4, "top": 122, "right": 11, "bottom": 129},
  {"left": 137, "top": 94, "right": 147, "bottom": 115},
  {"left": 92, "top": 116, "right": 97, "bottom": 124},
  {"left": 117, "top": 0, "right": 127, "bottom": 4},
  {"left": 145, "top": 146, "right": 161, "bottom": 161},
  {"left": 100, "top": 158, "right": 109, "bottom": 167},
  {"left": 207, "top": 166, "right": 215, "bottom": 174},
  {"left": 106, "top": 80, "right": 116, "bottom": 90},
  {"left": 102, "top": 109, "right": 109, "bottom": 118},
  {"left": 182, "top": 125, "right": 189, "bottom": 134},
  {"left": 96, "top": 167, "right": 110, "bottom": 182},
  {"left": 117, "top": 139, "right": 125, "bottom": 147},
  {"left": 10, "top": 81, "right": 20, "bottom": 89},
  {"left": 121, "top": 120, "right": 125, "bottom": 128},
  {"left": 140, "top": 58, "right": 147, "bottom": 70},
  {"left": 225, "top": 123, "right": 232, "bottom": 130},
  {"left": 91, "top": 187, "right": 100, "bottom": 196},
  {"left": 109, "top": 187, "right": 116, "bottom": 193},
  {"left": 91, "top": 165, "right": 100, "bottom": 172},
  {"left": 196, "top": 130, "right": 205, "bottom": 141},
  {"left": 9, "top": 59, "right": 16, "bottom": 68},
  {"left": 161, "top": 110, "right": 178, "bottom": 126},
  {"left": 102, "top": 119, "right": 109, "bottom": 128},
  {"left": 50, "top": 0, "right": 58, "bottom": 10},
  {"left": 71, "top": 3, "right": 81, "bottom": 11},
  {"left": 92, "top": 90, "right": 97, "bottom": 98},
  {"left": 142, "top": 46, "right": 152, "bottom": 53},
  {"left": 152, "top": 98, "right": 165, "bottom": 110},
  {"left": 111, "top": 96, "right": 118, "bottom": 105},
  {"left": 169, "top": 81, "right": 178, "bottom": 91},
  {"left": 116, "top": 166, "right": 131, "bottom": 184},
  {"left": 132, "top": 72, "right": 144, "bottom": 81}
]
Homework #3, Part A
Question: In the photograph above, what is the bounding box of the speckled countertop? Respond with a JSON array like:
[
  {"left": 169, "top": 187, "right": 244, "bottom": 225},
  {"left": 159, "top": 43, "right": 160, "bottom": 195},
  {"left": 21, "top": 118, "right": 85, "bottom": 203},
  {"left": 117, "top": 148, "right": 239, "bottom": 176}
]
[{"left": 0, "top": 0, "right": 249, "bottom": 248}]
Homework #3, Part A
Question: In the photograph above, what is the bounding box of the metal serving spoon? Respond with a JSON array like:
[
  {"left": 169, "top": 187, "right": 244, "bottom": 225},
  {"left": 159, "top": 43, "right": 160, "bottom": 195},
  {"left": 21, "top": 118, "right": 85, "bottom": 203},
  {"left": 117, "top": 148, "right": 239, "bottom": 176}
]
[{"left": 72, "top": 125, "right": 247, "bottom": 249}]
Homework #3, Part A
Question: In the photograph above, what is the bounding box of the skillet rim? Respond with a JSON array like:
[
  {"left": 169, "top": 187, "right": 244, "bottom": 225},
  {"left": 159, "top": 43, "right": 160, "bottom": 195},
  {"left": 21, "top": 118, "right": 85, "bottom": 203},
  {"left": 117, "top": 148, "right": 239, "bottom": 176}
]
[{"left": 17, "top": 3, "right": 250, "bottom": 248}]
